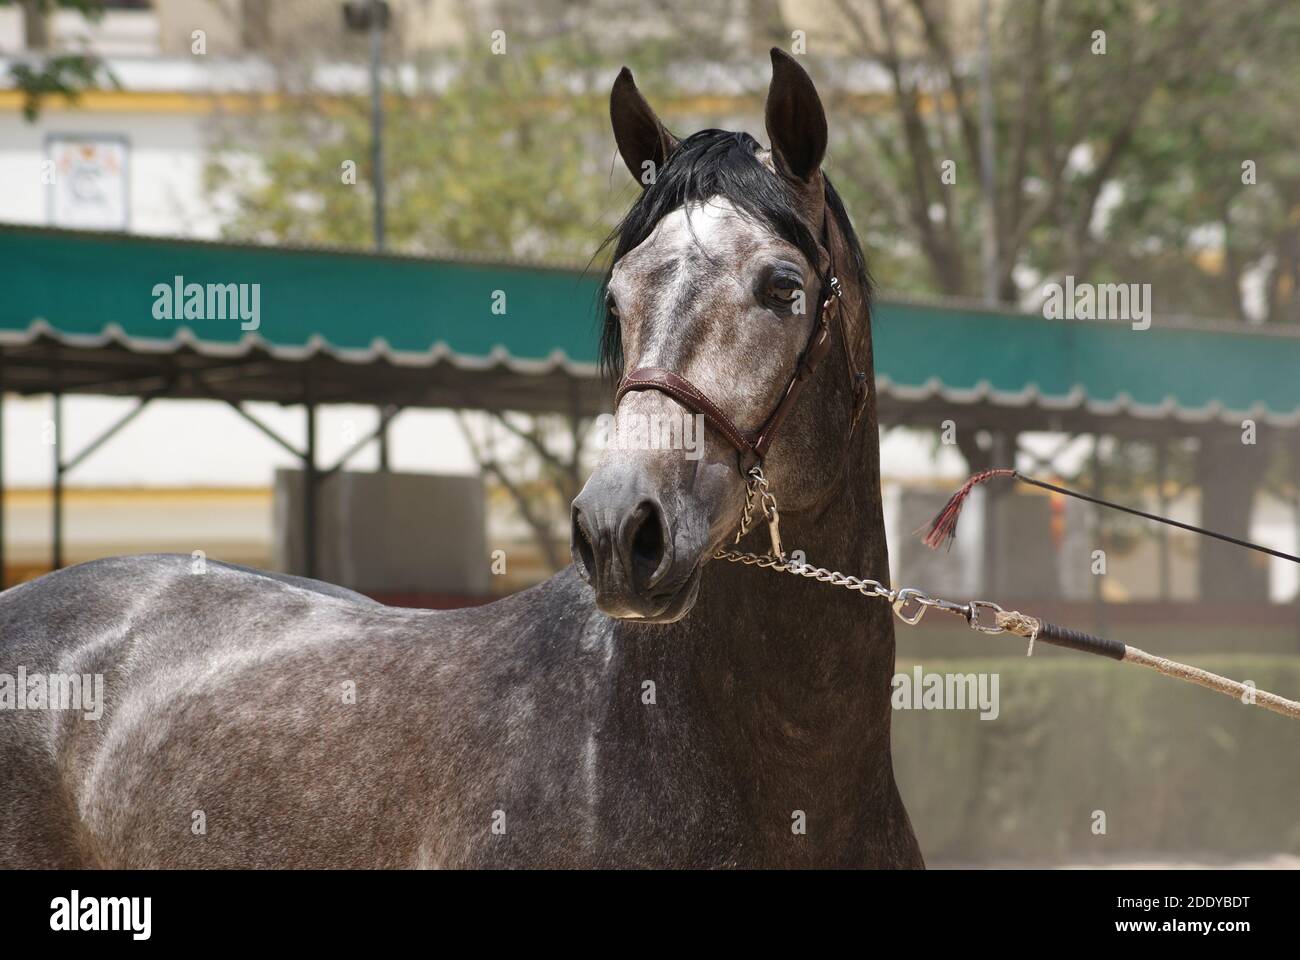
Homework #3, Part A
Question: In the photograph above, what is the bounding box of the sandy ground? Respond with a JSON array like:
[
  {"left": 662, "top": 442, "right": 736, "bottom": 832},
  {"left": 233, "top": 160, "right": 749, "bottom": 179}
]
[{"left": 933, "top": 853, "right": 1300, "bottom": 870}]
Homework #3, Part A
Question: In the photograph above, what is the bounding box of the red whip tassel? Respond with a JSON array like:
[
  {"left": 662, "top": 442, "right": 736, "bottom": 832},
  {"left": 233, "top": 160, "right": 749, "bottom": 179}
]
[{"left": 918, "top": 468, "right": 1017, "bottom": 550}]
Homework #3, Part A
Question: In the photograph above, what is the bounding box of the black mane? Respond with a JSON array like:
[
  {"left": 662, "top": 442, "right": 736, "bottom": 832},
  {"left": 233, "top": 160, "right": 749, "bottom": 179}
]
[{"left": 597, "top": 127, "right": 871, "bottom": 381}]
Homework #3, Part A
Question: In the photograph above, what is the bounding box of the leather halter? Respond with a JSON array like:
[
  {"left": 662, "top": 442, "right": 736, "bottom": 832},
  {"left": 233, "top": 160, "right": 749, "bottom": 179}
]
[{"left": 614, "top": 209, "right": 869, "bottom": 468}]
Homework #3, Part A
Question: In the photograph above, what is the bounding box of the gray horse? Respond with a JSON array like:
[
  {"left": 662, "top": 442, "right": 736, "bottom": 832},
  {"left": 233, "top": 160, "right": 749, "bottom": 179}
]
[{"left": 0, "top": 50, "right": 923, "bottom": 869}]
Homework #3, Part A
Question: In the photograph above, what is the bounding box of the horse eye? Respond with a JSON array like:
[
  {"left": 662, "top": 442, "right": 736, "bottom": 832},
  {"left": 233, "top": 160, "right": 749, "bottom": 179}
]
[
  {"left": 769, "top": 276, "right": 802, "bottom": 303},
  {"left": 606, "top": 294, "right": 620, "bottom": 318}
]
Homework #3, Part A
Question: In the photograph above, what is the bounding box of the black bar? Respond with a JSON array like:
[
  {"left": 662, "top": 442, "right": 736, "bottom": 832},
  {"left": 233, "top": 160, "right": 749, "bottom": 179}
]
[{"left": 0, "top": 867, "right": 1287, "bottom": 946}]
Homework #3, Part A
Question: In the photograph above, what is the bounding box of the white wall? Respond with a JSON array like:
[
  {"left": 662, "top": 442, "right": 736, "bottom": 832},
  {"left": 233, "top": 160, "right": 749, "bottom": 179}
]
[
  {"left": 0, "top": 107, "right": 221, "bottom": 236},
  {"left": 2, "top": 396, "right": 479, "bottom": 487}
]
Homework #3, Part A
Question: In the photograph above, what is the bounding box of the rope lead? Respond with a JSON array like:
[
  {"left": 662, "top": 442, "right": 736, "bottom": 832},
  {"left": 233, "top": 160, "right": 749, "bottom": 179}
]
[
  {"left": 718, "top": 468, "right": 1300, "bottom": 721},
  {"left": 993, "top": 610, "right": 1300, "bottom": 720}
]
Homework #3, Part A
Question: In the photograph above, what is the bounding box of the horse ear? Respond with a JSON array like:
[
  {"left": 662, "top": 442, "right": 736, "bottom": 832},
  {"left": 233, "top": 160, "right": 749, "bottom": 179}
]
[
  {"left": 764, "top": 48, "right": 827, "bottom": 183},
  {"left": 610, "top": 67, "right": 679, "bottom": 187}
]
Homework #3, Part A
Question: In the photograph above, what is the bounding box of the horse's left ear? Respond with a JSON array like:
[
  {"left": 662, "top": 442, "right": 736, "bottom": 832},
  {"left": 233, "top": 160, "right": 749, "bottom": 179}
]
[
  {"left": 765, "top": 48, "right": 827, "bottom": 183},
  {"left": 610, "top": 67, "right": 680, "bottom": 187}
]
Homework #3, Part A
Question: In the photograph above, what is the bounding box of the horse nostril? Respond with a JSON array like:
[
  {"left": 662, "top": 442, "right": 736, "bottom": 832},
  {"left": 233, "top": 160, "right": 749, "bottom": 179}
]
[
  {"left": 571, "top": 507, "right": 596, "bottom": 584},
  {"left": 628, "top": 500, "right": 670, "bottom": 591}
]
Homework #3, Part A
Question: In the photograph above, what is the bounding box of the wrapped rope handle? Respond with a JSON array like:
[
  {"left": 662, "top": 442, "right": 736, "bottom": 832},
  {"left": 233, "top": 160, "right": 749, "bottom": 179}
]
[{"left": 995, "top": 610, "right": 1300, "bottom": 721}]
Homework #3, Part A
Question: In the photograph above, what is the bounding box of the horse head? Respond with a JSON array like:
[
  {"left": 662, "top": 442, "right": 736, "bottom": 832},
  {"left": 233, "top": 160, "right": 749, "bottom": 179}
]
[{"left": 571, "top": 49, "right": 874, "bottom": 623}]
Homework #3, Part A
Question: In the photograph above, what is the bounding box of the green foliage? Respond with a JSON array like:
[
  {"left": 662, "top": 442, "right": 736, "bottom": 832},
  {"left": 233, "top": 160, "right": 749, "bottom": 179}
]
[
  {"left": 208, "top": 48, "right": 638, "bottom": 264},
  {"left": 1104, "top": 2, "right": 1300, "bottom": 323},
  {"left": 10, "top": 52, "right": 115, "bottom": 121},
  {"left": 2, "top": 0, "right": 117, "bottom": 121}
]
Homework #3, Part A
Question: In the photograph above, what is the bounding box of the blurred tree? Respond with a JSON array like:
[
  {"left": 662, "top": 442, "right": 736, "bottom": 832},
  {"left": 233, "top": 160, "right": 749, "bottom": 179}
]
[
  {"left": 4, "top": 0, "right": 119, "bottom": 121},
  {"left": 820, "top": 0, "right": 1298, "bottom": 323},
  {"left": 1102, "top": 3, "right": 1300, "bottom": 324},
  {"left": 206, "top": 48, "right": 627, "bottom": 262}
]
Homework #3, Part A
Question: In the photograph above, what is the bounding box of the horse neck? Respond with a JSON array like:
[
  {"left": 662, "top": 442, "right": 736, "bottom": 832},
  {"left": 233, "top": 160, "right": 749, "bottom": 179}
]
[
  {"left": 678, "top": 247, "right": 893, "bottom": 698},
  {"left": 613, "top": 396, "right": 897, "bottom": 757}
]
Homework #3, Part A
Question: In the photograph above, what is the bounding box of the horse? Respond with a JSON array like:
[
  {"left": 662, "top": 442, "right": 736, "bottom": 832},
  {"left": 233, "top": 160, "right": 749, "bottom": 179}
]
[{"left": 0, "top": 50, "right": 923, "bottom": 869}]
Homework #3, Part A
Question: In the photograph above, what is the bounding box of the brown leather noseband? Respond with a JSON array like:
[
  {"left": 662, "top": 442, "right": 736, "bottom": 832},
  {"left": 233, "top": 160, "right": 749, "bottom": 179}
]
[{"left": 614, "top": 212, "right": 868, "bottom": 469}]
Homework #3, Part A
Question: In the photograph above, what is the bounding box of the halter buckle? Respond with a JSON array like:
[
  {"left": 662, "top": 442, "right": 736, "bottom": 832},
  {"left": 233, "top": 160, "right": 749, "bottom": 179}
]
[
  {"left": 892, "top": 588, "right": 928, "bottom": 625},
  {"left": 752, "top": 466, "right": 785, "bottom": 561},
  {"left": 765, "top": 506, "right": 784, "bottom": 562},
  {"left": 967, "top": 600, "right": 1005, "bottom": 634}
]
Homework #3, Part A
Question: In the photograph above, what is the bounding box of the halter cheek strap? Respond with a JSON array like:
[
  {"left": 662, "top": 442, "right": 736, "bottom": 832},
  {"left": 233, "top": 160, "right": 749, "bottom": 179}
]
[
  {"left": 617, "top": 367, "right": 755, "bottom": 454},
  {"left": 614, "top": 210, "right": 869, "bottom": 467}
]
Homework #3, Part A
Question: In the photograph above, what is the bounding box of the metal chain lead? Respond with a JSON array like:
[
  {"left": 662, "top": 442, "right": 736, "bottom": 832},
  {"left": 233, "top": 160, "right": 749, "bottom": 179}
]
[{"left": 714, "top": 468, "right": 1015, "bottom": 638}]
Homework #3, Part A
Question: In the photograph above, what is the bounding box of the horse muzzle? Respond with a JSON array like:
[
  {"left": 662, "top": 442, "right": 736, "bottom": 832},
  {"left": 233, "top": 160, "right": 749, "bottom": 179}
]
[{"left": 570, "top": 464, "right": 713, "bottom": 623}]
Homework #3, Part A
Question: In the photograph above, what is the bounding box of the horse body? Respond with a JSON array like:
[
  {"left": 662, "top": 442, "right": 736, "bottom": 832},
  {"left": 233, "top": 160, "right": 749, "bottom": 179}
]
[
  {"left": 0, "top": 50, "right": 924, "bottom": 868},
  {"left": 1, "top": 536, "right": 916, "bottom": 868}
]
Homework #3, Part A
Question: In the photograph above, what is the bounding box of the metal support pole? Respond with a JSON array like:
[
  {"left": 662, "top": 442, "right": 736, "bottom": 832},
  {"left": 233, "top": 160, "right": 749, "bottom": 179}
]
[
  {"left": 377, "top": 406, "right": 390, "bottom": 471},
  {"left": 1157, "top": 437, "right": 1170, "bottom": 601},
  {"left": 1294, "top": 440, "right": 1300, "bottom": 649},
  {"left": 52, "top": 391, "right": 63, "bottom": 571},
  {"left": 304, "top": 387, "right": 318, "bottom": 580},
  {"left": 977, "top": 0, "right": 998, "bottom": 304},
  {"left": 368, "top": 0, "right": 385, "bottom": 252},
  {"left": 982, "top": 431, "right": 1009, "bottom": 597},
  {"left": 63, "top": 395, "right": 159, "bottom": 474},
  {"left": 1091, "top": 434, "right": 1107, "bottom": 635},
  {"left": 0, "top": 354, "right": 5, "bottom": 590},
  {"left": 1294, "top": 481, "right": 1300, "bottom": 650},
  {"left": 367, "top": 0, "right": 388, "bottom": 466},
  {"left": 325, "top": 404, "right": 402, "bottom": 478}
]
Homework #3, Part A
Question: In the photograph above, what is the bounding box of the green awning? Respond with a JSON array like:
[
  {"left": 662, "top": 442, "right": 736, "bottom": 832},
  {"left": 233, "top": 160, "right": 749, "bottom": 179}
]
[
  {"left": 873, "top": 302, "right": 1300, "bottom": 431},
  {"left": 4, "top": 223, "right": 1299, "bottom": 431},
  {"left": 3, "top": 223, "right": 601, "bottom": 362},
  {"left": 0, "top": 224, "right": 606, "bottom": 414}
]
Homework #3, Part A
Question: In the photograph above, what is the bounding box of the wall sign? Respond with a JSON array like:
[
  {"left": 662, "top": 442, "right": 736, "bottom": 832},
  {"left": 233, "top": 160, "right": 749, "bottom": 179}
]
[{"left": 46, "top": 135, "right": 130, "bottom": 231}]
